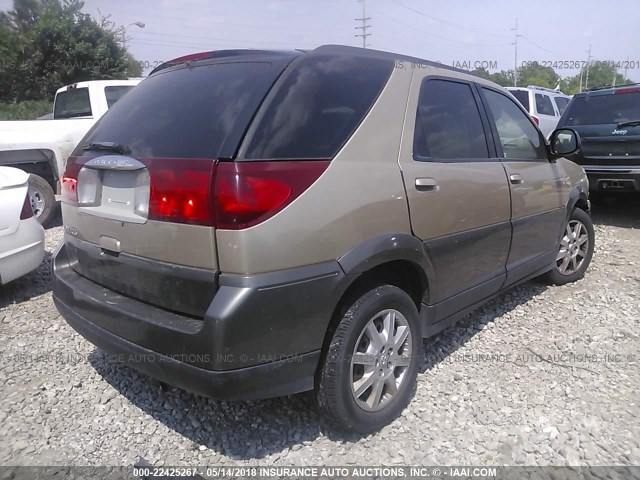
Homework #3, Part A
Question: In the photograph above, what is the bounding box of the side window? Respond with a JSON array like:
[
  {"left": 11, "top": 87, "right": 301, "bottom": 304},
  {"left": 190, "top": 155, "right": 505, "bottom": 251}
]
[
  {"left": 413, "top": 79, "right": 489, "bottom": 160},
  {"left": 535, "top": 93, "right": 555, "bottom": 116},
  {"left": 483, "top": 88, "right": 547, "bottom": 160},
  {"left": 554, "top": 96, "right": 569, "bottom": 115}
]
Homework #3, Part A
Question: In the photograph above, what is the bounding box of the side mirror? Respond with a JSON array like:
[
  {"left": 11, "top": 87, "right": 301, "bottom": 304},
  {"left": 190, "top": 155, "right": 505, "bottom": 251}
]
[{"left": 549, "top": 128, "right": 580, "bottom": 160}]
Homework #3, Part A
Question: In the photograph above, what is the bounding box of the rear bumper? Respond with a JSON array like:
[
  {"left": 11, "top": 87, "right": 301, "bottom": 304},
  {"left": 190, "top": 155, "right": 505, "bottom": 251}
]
[
  {"left": 0, "top": 218, "right": 44, "bottom": 285},
  {"left": 582, "top": 167, "right": 640, "bottom": 192},
  {"left": 53, "top": 242, "right": 347, "bottom": 400}
]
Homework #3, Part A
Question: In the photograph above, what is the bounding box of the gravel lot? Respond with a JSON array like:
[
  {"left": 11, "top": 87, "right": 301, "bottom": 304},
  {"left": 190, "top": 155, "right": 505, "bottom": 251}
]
[{"left": 1, "top": 197, "right": 639, "bottom": 467}]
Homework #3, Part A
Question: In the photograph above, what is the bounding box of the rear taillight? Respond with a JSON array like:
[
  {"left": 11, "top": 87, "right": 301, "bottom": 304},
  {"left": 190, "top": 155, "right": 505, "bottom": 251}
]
[
  {"left": 148, "top": 158, "right": 216, "bottom": 225},
  {"left": 61, "top": 157, "right": 83, "bottom": 203},
  {"left": 531, "top": 115, "right": 540, "bottom": 126},
  {"left": 213, "top": 161, "right": 330, "bottom": 230},
  {"left": 20, "top": 195, "right": 33, "bottom": 220}
]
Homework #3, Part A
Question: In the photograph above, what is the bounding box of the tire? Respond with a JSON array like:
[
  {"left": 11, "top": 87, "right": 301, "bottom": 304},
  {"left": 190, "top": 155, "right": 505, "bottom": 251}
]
[
  {"left": 545, "top": 208, "right": 595, "bottom": 285},
  {"left": 317, "top": 285, "right": 421, "bottom": 434},
  {"left": 27, "top": 174, "right": 56, "bottom": 226}
]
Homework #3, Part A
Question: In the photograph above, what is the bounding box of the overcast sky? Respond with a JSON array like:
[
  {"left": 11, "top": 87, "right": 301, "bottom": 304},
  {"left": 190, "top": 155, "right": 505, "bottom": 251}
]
[{"left": 2, "top": 0, "right": 639, "bottom": 81}]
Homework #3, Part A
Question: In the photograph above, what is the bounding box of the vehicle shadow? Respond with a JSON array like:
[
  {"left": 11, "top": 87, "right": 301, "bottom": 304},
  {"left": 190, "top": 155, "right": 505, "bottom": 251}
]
[
  {"left": 86, "top": 278, "right": 548, "bottom": 461},
  {"left": 0, "top": 250, "right": 53, "bottom": 309},
  {"left": 589, "top": 193, "right": 640, "bottom": 229}
]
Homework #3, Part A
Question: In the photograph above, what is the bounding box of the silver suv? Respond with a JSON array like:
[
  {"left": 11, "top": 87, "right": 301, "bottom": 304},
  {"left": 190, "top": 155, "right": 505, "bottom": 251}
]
[
  {"left": 507, "top": 85, "right": 572, "bottom": 137},
  {"left": 53, "top": 45, "right": 594, "bottom": 433}
]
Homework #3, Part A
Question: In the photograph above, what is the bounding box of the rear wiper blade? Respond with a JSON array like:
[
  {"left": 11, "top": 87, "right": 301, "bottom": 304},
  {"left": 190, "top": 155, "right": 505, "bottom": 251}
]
[
  {"left": 82, "top": 142, "right": 131, "bottom": 154},
  {"left": 617, "top": 120, "right": 640, "bottom": 128}
]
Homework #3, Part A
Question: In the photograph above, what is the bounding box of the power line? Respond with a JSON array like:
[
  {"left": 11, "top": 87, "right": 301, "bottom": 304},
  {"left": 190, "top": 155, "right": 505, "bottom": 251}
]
[
  {"left": 391, "top": 0, "right": 511, "bottom": 38},
  {"left": 355, "top": 0, "right": 371, "bottom": 48}
]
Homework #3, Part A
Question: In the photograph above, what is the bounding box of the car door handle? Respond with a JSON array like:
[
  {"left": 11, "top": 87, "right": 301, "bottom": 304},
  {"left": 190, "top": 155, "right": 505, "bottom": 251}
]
[
  {"left": 415, "top": 177, "right": 439, "bottom": 191},
  {"left": 509, "top": 174, "right": 524, "bottom": 185}
]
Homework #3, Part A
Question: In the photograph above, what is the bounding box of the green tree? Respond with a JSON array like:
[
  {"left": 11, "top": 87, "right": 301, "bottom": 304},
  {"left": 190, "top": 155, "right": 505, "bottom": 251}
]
[
  {"left": 0, "top": 0, "right": 141, "bottom": 102},
  {"left": 471, "top": 67, "right": 514, "bottom": 87},
  {"left": 515, "top": 64, "right": 559, "bottom": 89}
]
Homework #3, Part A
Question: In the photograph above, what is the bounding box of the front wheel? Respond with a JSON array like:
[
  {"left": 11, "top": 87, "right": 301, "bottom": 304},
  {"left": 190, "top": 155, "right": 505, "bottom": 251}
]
[
  {"left": 316, "top": 285, "right": 421, "bottom": 433},
  {"left": 545, "top": 208, "right": 595, "bottom": 285}
]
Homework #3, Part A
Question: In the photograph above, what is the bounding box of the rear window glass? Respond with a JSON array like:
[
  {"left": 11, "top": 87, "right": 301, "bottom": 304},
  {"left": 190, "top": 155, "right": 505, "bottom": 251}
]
[
  {"left": 565, "top": 91, "right": 640, "bottom": 126},
  {"left": 554, "top": 96, "right": 570, "bottom": 115},
  {"left": 243, "top": 55, "right": 394, "bottom": 160},
  {"left": 535, "top": 93, "right": 555, "bottom": 116},
  {"left": 77, "top": 62, "right": 286, "bottom": 159},
  {"left": 510, "top": 90, "right": 530, "bottom": 111},
  {"left": 105, "top": 86, "right": 135, "bottom": 108},
  {"left": 54, "top": 88, "right": 92, "bottom": 119}
]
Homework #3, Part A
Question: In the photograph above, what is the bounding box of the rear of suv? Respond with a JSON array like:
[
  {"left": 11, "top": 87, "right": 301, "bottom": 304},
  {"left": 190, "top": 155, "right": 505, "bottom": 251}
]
[
  {"left": 507, "top": 85, "right": 572, "bottom": 138},
  {"left": 556, "top": 84, "right": 640, "bottom": 193},
  {"left": 53, "top": 45, "right": 594, "bottom": 433}
]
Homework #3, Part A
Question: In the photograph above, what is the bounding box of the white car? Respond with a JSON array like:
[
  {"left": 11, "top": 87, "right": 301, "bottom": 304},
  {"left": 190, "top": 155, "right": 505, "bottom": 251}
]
[
  {"left": 507, "top": 85, "right": 572, "bottom": 137},
  {"left": 0, "top": 79, "right": 142, "bottom": 225},
  {"left": 0, "top": 166, "right": 45, "bottom": 285}
]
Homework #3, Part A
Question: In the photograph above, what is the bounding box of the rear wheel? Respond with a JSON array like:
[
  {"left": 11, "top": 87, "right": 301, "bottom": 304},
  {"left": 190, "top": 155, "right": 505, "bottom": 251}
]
[
  {"left": 317, "top": 285, "right": 420, "bottom": 433},
  {"left": 545, "top": 208, "right": 594, "bottom": 285},
  {"left": 27, "top": 174, "right": 55, "bottom": 226}
]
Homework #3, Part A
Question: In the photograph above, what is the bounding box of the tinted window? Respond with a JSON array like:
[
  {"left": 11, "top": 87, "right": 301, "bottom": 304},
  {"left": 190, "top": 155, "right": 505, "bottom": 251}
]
[
  {"left": 413, "top": 80, "right": 489, "bottom": 160},
  {"left": 244, "top": 55, "right": 393, "bottom": 160},
  {"left": 565, "top": 91, "right": 640, "bottom": 126},
  {"left": 554, "top": 96, "right": 570, "bottom": 115},
  {"left": 105, "top": 86, "right": 135, "bottom": 108},
  {"left": 78, "top": 62, "right": 285, "bottom": 159},
  {"left": 535, "top": 93, "right": 555, "bottom": 116},
  {"left": 483, "top": 88, "right": 546, "bottom": 160},
  {"left": 54, "top": 88, "right": 92, "bottom": 119},
  {"left": 510, "top": 90, "right": 530, "bottom": 111}
]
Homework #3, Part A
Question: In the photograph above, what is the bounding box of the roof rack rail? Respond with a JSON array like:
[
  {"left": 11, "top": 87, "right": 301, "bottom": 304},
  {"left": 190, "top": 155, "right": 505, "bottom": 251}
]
[
  {"left": 527, "top": 85, "right": 561, "bottom": 93},
  {"left": 586, "top": 82, "right": 640, "bottom": 92}
]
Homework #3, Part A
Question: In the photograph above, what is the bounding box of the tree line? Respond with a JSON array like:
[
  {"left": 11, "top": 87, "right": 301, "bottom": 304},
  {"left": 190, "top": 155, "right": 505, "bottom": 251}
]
[
  {"left": 0, "top": 0, "right": 141, "bottom": 104},
  {"left": 471, "top": 62, "right": 632, "bottom": 94}
]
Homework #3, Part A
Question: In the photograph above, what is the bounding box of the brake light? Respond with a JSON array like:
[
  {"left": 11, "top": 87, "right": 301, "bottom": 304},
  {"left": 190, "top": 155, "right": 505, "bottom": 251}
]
[
  {"left": 614, "top": 87, "right": 640, "bottom": 95},
  {"left": 213, "top": 161, "right": 330, "bottom": 230},
  {"left": 531, "top": 115, "right": 540, "bottom": 126},
  {"left": 20, "top": 194, "right": 33, "bottom": 220}
]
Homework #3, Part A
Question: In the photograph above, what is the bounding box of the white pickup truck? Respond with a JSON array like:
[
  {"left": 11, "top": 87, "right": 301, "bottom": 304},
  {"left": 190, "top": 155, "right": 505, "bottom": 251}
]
[{"left": 0, "top": 79, "right": 142, "bottom": 225}]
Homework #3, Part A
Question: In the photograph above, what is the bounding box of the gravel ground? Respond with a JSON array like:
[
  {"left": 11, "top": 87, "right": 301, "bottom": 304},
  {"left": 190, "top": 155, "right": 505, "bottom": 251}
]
[{"left": 1, "top": 198, "right": 639, "bottom": 467}]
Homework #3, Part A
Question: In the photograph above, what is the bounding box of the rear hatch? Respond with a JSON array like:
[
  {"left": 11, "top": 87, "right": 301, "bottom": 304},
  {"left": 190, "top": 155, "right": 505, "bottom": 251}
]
[
  {"left": 562, "top": 87, "right": 640, "bottom": 167},
  {"left": 62, "top": 53, "right": 297, "bottom": 317}
]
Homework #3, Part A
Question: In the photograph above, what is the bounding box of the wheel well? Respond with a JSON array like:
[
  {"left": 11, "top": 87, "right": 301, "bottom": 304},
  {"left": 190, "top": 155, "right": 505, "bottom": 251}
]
[
  {"left": 316, "top": 260, "right": 429, "bottom": 385},
  {"left": 575, "top": 196, "right": 589, "bottom": 212}
]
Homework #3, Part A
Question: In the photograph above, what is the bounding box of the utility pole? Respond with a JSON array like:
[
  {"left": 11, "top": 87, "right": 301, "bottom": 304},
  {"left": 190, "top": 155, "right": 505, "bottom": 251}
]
[
  {"left": 584, "top": 44, "right": 592, "bottom": 91},
  {"left": 511, "top": 18, "right": 522, "bottom": 86},
  {"left": 355, "top": 0, "right": 371, "bottom": 49}
]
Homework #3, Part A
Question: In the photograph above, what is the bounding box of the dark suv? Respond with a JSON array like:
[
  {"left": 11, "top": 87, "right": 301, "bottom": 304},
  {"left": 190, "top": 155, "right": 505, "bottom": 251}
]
[
  {"left": 53, "top": 45, "right": 593, "bottom": 433},
  {"left": 557, "top": 84, "right": 640, "bottom": 192}
]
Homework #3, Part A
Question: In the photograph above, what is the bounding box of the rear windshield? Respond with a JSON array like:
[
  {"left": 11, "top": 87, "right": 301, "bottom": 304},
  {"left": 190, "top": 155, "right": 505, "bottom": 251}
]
[
  {"left": 77, "top": 62, "right": 287, "bottom": 159},
  {"left": 510, "top": 90, "right": 530, "bottom": 111},
  {"left": 243, "top": 55, "right": 394, "bottom": 160},
  {"left": 54, "top": 88, "right": 92, "bottom": 119},
  {"left": 565, "top": 91, "right": 640, "bottom": 126},
  {"left": 105, "top": 86, "right": 135, "bottom": 108}
]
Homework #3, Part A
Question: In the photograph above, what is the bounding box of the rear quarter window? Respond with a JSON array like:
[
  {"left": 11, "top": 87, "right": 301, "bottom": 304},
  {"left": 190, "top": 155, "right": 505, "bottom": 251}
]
[
  {"left": 243, "top": 55, "right": 394, "bottom": 160},
  {"left": 510, "top": 90, "right": 530, "bottom": 111},
  {"left": 554, "top": 96, "right": 570, "bottom": 115}
]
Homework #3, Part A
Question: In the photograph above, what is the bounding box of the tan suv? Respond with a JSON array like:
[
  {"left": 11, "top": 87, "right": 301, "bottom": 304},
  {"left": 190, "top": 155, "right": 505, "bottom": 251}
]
[{"left": 53, "top": 45, "right": 594, "bottom": 433}]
